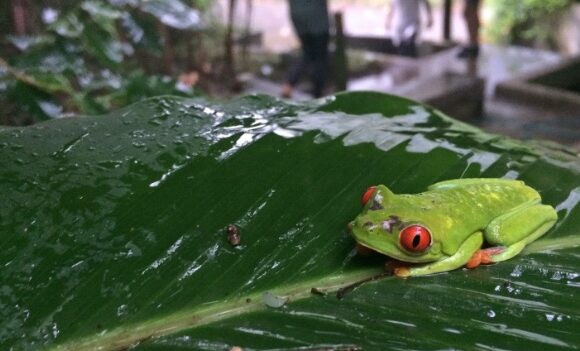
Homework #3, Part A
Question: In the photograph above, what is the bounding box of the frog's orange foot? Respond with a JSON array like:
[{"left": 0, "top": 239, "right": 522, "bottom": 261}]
[
  {"left": 466, "top": 247, "right": 506, "bottom": 269},
  {"left": 394, "top": 266, "right": 411, "bottom": 278},
  {"left": 466, "top": 250, "right": 482, "bottom": 269},
  {"left": 480, "top": 247, "right": 505, "bottom": 263},
  {"left": 384, "top": 260, "right": 410, "bottom": 277}
]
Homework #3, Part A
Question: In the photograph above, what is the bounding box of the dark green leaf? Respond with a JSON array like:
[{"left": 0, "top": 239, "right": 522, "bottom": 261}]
[
  {"left": 0, "top": 92, "right": 578, "bottom": 350},
  {"left": 5, "top": 81, "right": 63, "bottom": 120},
  {"left": 138, "top": 0, "right": 203, "bottom": 30},
  {"left": 122, "top": 14, "right": 163, "bottom": 53},
  {"left": 7, "top": 35, "right": 54, "bottom": 52},
  {"left": 80, "top": 25, "right": 124, "bottom": 66},
  {"left": 80, "top": 1, "right": 123, "bottom": 41},
  {"left": 50, "top": 13, "right": 84, "bottom": 38}
]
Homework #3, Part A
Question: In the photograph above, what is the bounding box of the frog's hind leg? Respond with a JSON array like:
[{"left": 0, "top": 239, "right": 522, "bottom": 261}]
[
  {"left": 468, "top": 202, "right": 557, "bottom": 268},
  {"left": 466, "top": 246, "right": 511, "bottom": 268}
]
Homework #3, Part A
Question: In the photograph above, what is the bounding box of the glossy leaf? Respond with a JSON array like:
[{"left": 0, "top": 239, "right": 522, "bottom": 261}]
[
  {"left": 50, "top": 13, "right": 85, "bottom": 38},
  {"left": 0, "top": 92, "right": 579, "bottom": 351},
  {"left": 1, "top": 0, "right": 203, "bottom": 124},
  {"left": 138, "top": 0, "right": 203, "bottom": 30}
]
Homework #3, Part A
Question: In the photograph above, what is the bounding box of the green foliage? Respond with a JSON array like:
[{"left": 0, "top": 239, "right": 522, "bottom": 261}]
[
  {"left": 487, "top": 0, "right": 572, "bottom": 48},
  {"left": 0, "top": 92, "right": 579, "bottom": 350},
  {"left": 0, "top": 0, "right": 208, "bottom": 125}
]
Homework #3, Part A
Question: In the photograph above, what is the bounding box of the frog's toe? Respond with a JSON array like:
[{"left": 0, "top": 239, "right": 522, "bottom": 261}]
[
  {"left": 466, "top": 247, "right": 506, "bottom": 268},
  {"left": 480, "top": 246, "right": 505, "bottom": 264},
  {"left": 384, "top": 259, "right": 406, "bottom": 272},
  {"left": 394, "top": 266, "right": 411, "bottom": 278},
  {"left": 466, "top": 250, "right": 482, "bottom": 269}
]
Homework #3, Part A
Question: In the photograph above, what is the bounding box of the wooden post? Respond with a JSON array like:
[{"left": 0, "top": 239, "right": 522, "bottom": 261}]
[
  {"left": 241, "top": 0, "right": 253, "bottom": 70},
  {"left": 160, "top": 23, "right": 174, "bottom": 75},
  {"left": 11, "top": 0, "right": 28, "bottom": 35},
  {"left": 333, "top": 12, "right": 347, "bottom": 92},
  {"left": 443, "top": 0, "right": 452, "bottom": 41},
  {"left": 224, "top": 0, "right": 237, "bottom": 81}
]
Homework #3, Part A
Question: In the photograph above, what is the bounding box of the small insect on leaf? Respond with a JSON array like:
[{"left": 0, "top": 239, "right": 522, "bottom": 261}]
[{"left": 226, "top": 224, "right": 241, "bottom": 246}]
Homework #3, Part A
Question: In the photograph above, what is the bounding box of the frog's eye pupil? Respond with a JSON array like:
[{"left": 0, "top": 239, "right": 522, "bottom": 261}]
[
  {"left": 361, "top": 186, "right": 377, "bottom": 206},
  {"left": 400, "top": 225, "right": 431, "bottom": 252},
  {"left": 412, "top": 234, "right": 421, "bottom": 247}
]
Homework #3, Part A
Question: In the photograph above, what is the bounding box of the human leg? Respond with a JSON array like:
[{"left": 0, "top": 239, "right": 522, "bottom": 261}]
[
  {"left": 397, "top": 24, "right": 419, "bottom": 57},
  {"left": 465, "top": 0, "right": 481, "bottom": 46},
  {"left": 308, "top": 33, "right": 329, "bottom": 97},
  {"left": 458, "top": 0, "right": 481, "bottom": 59},
  {"left": 283, "top": 33, "right": 310, "bottom": 98}
]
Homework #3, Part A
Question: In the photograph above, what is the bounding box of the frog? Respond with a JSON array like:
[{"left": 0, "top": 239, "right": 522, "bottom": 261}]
[{"left": 348, "top": 178, "right": 558, "bottom": 277}]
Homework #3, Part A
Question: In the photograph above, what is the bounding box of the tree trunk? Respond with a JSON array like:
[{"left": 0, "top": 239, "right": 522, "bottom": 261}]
[
  {"left": 160, "top": 23, "right": 174, "bottom": 75},
  {"left": 11, "top": 0, "right": 28, "bottom": 35},
  {"left": 224, "top": 0, "right": 237, "bottom": 81},
  {"left": 241, "top": 0, "right": 253, "bottom": 70}
]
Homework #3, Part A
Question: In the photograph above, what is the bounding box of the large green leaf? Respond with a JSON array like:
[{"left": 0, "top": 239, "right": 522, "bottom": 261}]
[
  {"left": 0, "top": 92, "right": 579, "bottom": 351},
  {"left": 138, "top": 0, "right": 203, "bottom": 30}
]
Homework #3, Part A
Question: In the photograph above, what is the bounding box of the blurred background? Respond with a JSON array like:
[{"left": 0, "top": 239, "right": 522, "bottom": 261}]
[{"left": 1, "top": 0, "right": 579, "bottom": 149}]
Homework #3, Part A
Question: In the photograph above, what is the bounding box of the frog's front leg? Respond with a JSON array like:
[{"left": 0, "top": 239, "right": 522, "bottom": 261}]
[
  {"left": 470, "top": 201, "right": 558, "bottom": 267},
  {"left": 394, "top": 232, "right": 483, "bottom": 277}
]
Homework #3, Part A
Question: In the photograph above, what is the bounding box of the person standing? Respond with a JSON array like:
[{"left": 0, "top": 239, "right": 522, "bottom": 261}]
[
  {"left": 281, "top": 0, "right": 330, "bottom": 98},
  {"left": 458, "top": 0, "right": 482, "bottom": 59},
  {"left": 387, "top": 0, "right": 433, "bottom": 57}
]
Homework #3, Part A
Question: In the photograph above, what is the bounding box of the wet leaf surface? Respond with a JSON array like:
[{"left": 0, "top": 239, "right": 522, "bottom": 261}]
[{"left": 0, "top": 92, "right": 578, "bottom": 350}]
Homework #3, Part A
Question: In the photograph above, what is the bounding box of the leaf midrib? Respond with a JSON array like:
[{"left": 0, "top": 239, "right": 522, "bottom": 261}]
[
  {"left": 48, "top": 234, "right": 580, "bottom": 351},
  {"left": 50, "top": 268, "right": 383, "bottom": 351}
]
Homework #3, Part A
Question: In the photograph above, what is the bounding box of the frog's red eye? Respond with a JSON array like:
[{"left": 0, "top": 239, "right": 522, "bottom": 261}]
[
  {"left": 361, "top": 186, "right": 376, "bottom": 206},
  {"left": 400, "top": 225, "right": 431, "bottom": 252}
]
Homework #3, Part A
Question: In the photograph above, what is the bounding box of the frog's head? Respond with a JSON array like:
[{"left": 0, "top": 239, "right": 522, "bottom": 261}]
[{"left": 349, "top": 185, "right": 442, "bottom": 263}]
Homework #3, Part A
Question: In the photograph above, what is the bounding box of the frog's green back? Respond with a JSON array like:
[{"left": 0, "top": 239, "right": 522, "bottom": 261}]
[
  {"left": 429, "top": 178, "right": 540, "bottom": 212},
  {"left": 429, "top": 178, "right": 532, "bottom": 193},
  {"left": 399, "top": 178, "right": 541, "bottom": 255}
]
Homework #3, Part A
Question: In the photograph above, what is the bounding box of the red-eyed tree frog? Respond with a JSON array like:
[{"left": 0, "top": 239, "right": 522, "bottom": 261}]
[{"left": 349, "top": 179, "right": 558, "bottom": 277}]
